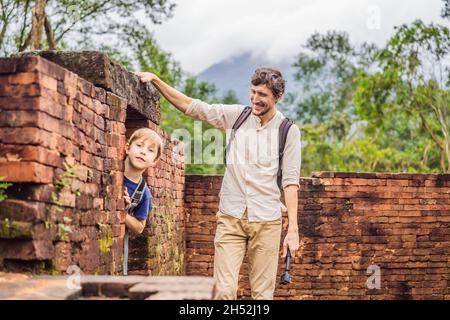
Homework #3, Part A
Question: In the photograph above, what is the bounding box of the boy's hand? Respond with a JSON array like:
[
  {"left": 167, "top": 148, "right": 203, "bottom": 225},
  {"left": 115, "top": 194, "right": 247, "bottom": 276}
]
[
  {"left": 134, "top": 72, "right": 157, "bottom": 83},
  {"left": 124, "top": 187, "right": 131, "bottom": 211}
]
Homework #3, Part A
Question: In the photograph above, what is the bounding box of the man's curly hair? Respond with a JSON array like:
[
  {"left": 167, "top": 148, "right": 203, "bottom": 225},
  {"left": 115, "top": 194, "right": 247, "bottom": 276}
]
[{"left": 251, "top": 67, "right": 285, "bottom": 99}]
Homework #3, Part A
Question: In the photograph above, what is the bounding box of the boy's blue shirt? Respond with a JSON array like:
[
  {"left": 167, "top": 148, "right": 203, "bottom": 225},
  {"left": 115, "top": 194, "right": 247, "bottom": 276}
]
[{"left": 124, "top": 175, "right": 152, "bottom": 221}]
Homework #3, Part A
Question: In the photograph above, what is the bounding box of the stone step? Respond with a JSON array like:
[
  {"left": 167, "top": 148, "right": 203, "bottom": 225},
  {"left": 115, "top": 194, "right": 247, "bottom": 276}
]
[{"left": 0, "top": 272, "right": 216, "bottom": 300}]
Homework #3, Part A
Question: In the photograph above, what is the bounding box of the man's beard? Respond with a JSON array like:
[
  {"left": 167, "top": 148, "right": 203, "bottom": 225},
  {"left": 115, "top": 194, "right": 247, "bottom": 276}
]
[{"left": 252, "top": 104, "right": 271, "bottom": 117}]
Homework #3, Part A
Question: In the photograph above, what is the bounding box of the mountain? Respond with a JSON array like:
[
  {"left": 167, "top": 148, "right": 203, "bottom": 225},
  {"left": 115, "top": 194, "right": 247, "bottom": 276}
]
[{"left": 196, "top": 52, "right": 298, "bottom": 105}]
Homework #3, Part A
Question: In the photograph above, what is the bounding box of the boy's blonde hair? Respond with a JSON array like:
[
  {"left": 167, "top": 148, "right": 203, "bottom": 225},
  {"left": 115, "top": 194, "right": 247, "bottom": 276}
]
[{"left": 127, "top": 128, "right": 164, "bottom": 162}]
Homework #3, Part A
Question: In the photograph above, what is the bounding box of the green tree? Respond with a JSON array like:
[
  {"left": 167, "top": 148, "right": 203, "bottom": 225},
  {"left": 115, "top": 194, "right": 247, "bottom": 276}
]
[
  {"left": 289, "top": 31, "right": 380, "bottom": 176},
  {"left": 0, "top": 0, "right": 176, "bottom": 56},
  {"left": 289, "top": 18, "right": 449, "bottom": 176},
  {"left": 221, "top": 89, "right": 240, "bottom": 104},
  {"left": 355, "top": 20, "right": 450, "bottom": 172}
]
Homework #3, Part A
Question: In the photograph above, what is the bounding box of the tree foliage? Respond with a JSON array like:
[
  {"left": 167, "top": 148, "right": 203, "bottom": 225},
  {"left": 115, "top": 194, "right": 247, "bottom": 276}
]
[
  {"left": 0, "top": 0, "right": 176, "bottom": 55},
  {"left": 355, "top": 20, "right": 450, "bottom": 172},
  {"left": 290, "top": 18, "right": 450, "bottom": 176}
]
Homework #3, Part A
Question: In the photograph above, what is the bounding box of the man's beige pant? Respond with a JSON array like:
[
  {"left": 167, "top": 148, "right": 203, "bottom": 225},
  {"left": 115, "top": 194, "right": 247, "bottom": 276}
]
[{"left": 213, "top": 208, "right": 282, "bottom": 300}]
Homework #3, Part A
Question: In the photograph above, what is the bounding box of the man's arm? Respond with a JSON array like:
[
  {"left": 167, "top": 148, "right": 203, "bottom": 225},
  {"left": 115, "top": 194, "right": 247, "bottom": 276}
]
[
  {"left": 283, "top": 185, "right": 299, "bottom": 257},
  {"left": 135, "top": 72, "right": 244, "bottom": 130},
  {"left": 125, "top": 214, "right": 146, "bottom": 234},
  {"left": 281, "top": 124, "right": 302, "bottom": 258},
  {"left": 135, "top": 72, "right": 192, "bottom": 113}
]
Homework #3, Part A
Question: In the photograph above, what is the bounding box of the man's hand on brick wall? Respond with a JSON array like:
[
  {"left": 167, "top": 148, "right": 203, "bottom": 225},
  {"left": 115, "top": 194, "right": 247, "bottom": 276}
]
[{"left": 134, "top": 72, "right": 157, "bottom": 84}]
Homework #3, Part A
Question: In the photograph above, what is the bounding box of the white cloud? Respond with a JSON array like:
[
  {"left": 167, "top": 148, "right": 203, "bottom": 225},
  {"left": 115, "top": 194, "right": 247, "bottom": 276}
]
[{"left": 150, "top": 0, "right": 447, "bottom": 74}]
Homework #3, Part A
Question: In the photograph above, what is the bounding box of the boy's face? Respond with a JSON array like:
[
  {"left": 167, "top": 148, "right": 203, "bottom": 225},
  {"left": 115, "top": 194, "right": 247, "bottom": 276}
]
[{"left": 126, "top": 138, "right": 158, "bottom": 170}]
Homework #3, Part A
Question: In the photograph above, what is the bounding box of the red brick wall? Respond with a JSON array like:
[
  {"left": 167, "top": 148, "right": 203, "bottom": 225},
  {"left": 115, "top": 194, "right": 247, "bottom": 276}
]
[
  {"left": 184, "top": 173, "right": 449, "bottom": 299},
  {"left": 0, "top": 55, "right": 185, "bottom": 276}
]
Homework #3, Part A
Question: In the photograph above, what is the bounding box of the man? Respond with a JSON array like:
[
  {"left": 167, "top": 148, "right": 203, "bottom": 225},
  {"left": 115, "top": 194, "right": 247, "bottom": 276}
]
[{"left": 136, "top": 67, "right": 301, "bottom": 300}]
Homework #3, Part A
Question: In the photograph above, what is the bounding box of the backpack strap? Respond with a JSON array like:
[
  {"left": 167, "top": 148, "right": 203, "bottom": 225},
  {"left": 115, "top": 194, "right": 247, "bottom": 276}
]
[
  {"left": 277, "top": 117, "right": 294, "bottom": 191},
  {"left": 224, "top": 106, "right": 252, "bottom": 165},
  {"left": 123, "top": 176, "right": 147, "bottom": 275},
  {"left": 127, "top": 177, "right": 146, "bottom": 216}
]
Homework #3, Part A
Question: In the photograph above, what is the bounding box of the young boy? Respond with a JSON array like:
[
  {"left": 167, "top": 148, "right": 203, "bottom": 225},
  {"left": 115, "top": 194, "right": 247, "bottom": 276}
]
[
  {"left": 122, "top": 128, "right": 163, "bottom": 275},
  {"left": 123, "top": 128, "right": 163, "bottom": 234}
]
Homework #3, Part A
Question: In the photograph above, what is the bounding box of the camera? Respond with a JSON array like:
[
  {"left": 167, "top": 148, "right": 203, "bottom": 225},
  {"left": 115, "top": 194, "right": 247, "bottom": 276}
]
[{"left": 279, "top": 249, "right": 292, "bottom": 285}]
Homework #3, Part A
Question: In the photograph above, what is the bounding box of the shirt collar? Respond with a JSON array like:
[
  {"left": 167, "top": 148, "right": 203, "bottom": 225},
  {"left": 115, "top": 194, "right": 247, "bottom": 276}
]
[{"left": 254, "top": 110, "right": 279, "bottom": 129}]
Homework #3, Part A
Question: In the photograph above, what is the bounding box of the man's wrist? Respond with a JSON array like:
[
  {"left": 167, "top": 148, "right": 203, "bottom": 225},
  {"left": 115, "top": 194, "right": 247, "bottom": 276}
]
[
  {"left": 288, "top": 225, "right": 298, "bottom": 233},
  {"left": 151, "top": 75, "right": 160, "bottom": 84}
]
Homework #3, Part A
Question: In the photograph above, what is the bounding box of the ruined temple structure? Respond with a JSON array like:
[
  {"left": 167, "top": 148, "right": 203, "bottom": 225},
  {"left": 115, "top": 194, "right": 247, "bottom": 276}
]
[
  {"left": 0, "top": 51, "right": 449, "bottom": 300},
  {"left": 0, "top": 51, "right": 185, "bottom": 277}
]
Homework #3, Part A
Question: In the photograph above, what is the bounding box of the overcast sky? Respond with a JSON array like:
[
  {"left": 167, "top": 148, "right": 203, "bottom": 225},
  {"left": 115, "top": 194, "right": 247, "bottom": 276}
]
[{"left": 149, "top": 0, "right": 448, "bottom": 74}]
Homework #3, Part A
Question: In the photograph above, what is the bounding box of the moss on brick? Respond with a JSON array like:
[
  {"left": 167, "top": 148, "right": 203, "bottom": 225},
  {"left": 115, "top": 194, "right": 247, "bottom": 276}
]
[
  {"left": 98, "top": 223, "right": 113, "bottom": 254},
  {"left": 0, "top": 218, "right": 33, "bottom": 239}
]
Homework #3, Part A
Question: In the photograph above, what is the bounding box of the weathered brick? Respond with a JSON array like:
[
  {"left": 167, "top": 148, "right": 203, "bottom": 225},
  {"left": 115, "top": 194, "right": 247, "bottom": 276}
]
[
  {"left": 0, "top": 58, "right": 18, "bottom": 73},
  {"left": 0, "top": 83, "right": 41, "bottom": 97},
  {"left": 0, "top": 110, "right": 72, "bottom": 138},
  {"left": 0, "top": 145, "right": 62, "bottom": 168},
  {"left": 0, "top": 162, "right": 54, "bottom": 183},
  {"left": 1, "top": 239, "right": 54, "bottom": 260},
  {"left": 8, "top": 72, "right": 40, "bottom": 84}
]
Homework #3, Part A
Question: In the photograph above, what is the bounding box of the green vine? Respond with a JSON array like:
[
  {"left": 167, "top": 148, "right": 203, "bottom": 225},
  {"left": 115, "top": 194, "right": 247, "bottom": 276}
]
[
  {"left": 57, "top": 217, "right": 73, "bottom": 241},
  {"left": 55, "top": 163, "right": 77, "bottom": 192},
  {"left": 48, "top": 161, "right": 80, "bottom": 242},
  {"left": 0, "top": 176, "right": 12, "bottom": 202},
  {"left": 1, "top": 218, "right": 10, "bottom": 236},
  {"left": 49, "top": 162, "right": 79, "bottom": 212}
]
